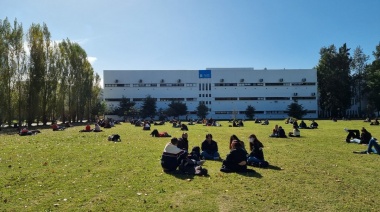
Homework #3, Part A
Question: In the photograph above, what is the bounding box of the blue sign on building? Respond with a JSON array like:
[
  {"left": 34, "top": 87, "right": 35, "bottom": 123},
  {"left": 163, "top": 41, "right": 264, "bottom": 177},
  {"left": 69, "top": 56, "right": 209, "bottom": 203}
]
[{"left": 199, "top": 70, "right": 211, "bottom": 78}]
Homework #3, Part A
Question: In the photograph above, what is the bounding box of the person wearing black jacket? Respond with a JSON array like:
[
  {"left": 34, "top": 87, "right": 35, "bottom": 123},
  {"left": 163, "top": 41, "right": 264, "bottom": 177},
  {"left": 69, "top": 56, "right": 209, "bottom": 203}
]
[
  {"left": 220, "top": 141, "right": 247, "bottom": 172},
  {"left": 247, "top": 134, "right": 269, "bottom": 167},
  {"left": 201, "top": 134, "right": 220, "bottom": 160},
  {"left": 177, "top": 132, "right": 189, "bottom": 152},
  {"left": 349, "top": 127, "right": 372, "bottom": 144}
]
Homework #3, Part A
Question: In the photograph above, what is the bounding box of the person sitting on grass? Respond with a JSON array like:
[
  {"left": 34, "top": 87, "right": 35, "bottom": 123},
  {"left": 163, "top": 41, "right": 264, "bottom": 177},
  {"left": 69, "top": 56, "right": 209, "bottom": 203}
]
[
  {"left": 143, "top": 122, "right": 151, "bottom": 130},
  {"left": 347, "top": 127, "right": 372, "bottom": 144},
  {"left": 247, "top": 134, "right": 269, "bottom": 168},
  {"left": 177, "top": 132, "right": 189, "bottom": 152},
  {"left": 229, "top": 134, "right": 246, "bottom": 151},
  {"left": 220, "top": 140, "right": 248, "bottom": 173},
  {"left": 161, "top": 137, "right": 188, "bottom": 172},
  {"left": 269, "top": 124, "right": 279, "bottom": 137},
  {"left": 299, "top": 120, "right": 309, "bottom": 129},
  {"left": 310, "top": 120, "right": 319, "bottom": 129},
  {"left": 353, "top": 137, "right": 380, "bottom": 154},
  {"left": 79, "top": 124, "right": 92, "bottom": 132},
  {"left": 93, "top": 123, "right": 102, "bottom": 132},
  {"left": 278, "top": 126, "right": 287, "bottom": 138},
  {"left": 52, "top": 122, "right": 65, "bottom": 131},
  {"left": 180, "top": 123, "right": 188, "bottom": 131},
  {"left": 288, "top": 126, "right": 301, "bottom": 137},
  {"left": 150, "top": 129, "right": 171, "bottom": 137},
  {"left": 201, "top": 134, "right": 221, "bottom": 160}
]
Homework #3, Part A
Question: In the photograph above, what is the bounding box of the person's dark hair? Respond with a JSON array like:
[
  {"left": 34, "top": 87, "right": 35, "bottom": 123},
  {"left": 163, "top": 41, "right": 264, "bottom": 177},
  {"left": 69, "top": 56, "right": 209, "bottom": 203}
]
[
  {"left": 171, "top": 137, "right": 178, "bottom": 145},
  {"left": 231, "top": 140, "right": 241, "bottom": 149},
  {"left": 230, "top": 134, "right": 239, "bottom": 141},
  {"left": 206, "top": 133, "right": 212, "bottom": 139}
]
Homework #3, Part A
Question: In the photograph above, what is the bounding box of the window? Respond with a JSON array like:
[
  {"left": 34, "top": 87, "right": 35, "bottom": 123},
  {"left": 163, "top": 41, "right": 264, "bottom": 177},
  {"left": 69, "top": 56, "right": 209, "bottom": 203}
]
[
  {"left": 265, "top": 83, "right": 285, "bottom": 86},
  {"left": 105, "top": 98, "right": 123, "bottom": 101},
  {"left": 214, "top": 83, "right": 237, "bottom": 87},
  {"left": 292, "top": 97, "right": 316, "bottom": 100},
  {"left": 291, "top": 82, "right": 316, "bottom": 86},
  {"left": 238, "top": 83, "right": 264, "bottom": 86},
  {"left": 215, "top": 97, "right": 238, "bottom": 101},
  {"left": 266, "top": 97, "right": 290, "bottom": 100}
]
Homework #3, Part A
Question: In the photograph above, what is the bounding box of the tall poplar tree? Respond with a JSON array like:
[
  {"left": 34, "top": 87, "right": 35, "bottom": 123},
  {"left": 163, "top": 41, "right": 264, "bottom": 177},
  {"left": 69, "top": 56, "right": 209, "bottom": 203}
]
[
  {"left": 363, "top": 43, "right": 380, "bottom": 116},
  {"left": 316, "top": 43, "right": 352, "bottom": 118}
]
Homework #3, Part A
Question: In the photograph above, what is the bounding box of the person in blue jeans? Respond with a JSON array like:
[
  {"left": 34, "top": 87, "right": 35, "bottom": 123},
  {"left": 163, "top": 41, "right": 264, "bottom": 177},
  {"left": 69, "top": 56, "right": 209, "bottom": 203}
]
[
  {"left": 201, "top": 134, "right": 221, "bottom": 160},
  {"left": 353, "top": 137, "right": 380, "bottom": 154},
  {"left": 247, "top": 134, "right": 266, "bottom": 165}
]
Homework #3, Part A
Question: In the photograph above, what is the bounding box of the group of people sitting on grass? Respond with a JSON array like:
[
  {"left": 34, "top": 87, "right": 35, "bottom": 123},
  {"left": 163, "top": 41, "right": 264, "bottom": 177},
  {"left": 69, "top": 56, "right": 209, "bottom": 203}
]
[
  {"left": 285, "top": 119, "right": 318, "bottom": 129},
  {"left": 269, "top": 125, "right": 288, "bottom": 138},
  {"left": 79, "top": 123, "right": 103, "bottom": 132},
  {"left": 230, "top": 119, "right": 244, "bottom": 127},
  {"left": 345, "top": 126, "right": 380, "bottom": 155},
  {"left": 161, "top": 132, "right": 270, "bottom": 175}
]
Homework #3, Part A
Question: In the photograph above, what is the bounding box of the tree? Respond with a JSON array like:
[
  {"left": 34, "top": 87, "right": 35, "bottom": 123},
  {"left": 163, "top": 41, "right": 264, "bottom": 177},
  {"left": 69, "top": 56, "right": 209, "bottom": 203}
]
[
  {"left": 140, "top": 95, "right": 156, "bottom": 119},
  {"left": 166, "top": 101, "right": 187, "bottom": 119},
  {"left": 113, "top": 96, "right": 136, "bottom": 118},
  {"left": 363, "top": 42, "right": 380, "bottom": 116},
  {"left": 0, "top": 19, "right": 100, "bottom": 126},
  {"left": 316, "top": 43, "right": 352, "bottom": 118},
  {"left": 287, "top": 101, "right": 307, "bottom": 119},
  {"left": 27, "top": 23, "right": 46, "bottom": 126},
  {"left": 91, "top": 101, "right": 107, "bottom": 120},
  {"left": 245, "top": 105, "right": 255, "bottom": 120},
  {"left": 351, "top": 46, "right": 369, "bottom": 116},
  {"left": 196, "top": 102, "right": 209, "bottom": 119}
]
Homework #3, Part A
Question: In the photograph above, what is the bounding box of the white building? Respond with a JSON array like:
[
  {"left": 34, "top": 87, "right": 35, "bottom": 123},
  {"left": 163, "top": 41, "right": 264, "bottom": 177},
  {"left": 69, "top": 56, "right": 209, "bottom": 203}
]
[{"left": 103, "top": 68, "right": 318, "bottom": 120}]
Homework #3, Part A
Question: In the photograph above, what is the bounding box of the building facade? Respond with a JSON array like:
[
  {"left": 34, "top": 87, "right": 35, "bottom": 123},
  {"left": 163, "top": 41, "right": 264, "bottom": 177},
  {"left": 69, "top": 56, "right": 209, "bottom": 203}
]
[{"left": 103, "top": 68, "right": 318, "bottom": 120}]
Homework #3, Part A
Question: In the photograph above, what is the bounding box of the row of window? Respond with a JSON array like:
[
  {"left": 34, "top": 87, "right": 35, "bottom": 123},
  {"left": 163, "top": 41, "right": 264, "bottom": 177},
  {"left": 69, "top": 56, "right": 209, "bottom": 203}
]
[
  {"left": 215, "top": 110, "right": 317, "bottom": 114},
  {"left": 215, "top": 97, "right": 316, "bottom": 101},
  {"left": 105, "top": 96, "right": 316, "bottom": 102},
  {"left": 105, "top": 83, "right": 197, "bottom": 87},
  {"left": 105, "top": 82, "right": 316, "bottom": 88}
]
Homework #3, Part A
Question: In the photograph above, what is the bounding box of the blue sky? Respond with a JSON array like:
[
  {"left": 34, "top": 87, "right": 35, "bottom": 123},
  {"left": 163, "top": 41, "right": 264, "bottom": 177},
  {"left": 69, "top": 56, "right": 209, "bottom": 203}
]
[{"left": 2, "top": 0, "right": 380, "bottom": 83}]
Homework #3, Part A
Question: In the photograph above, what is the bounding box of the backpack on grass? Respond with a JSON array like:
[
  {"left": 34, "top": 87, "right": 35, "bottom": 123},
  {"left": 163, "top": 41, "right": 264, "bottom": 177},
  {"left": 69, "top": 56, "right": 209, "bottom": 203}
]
[{"left": 108, "top": 134, "right": 121, "bottom": 142}]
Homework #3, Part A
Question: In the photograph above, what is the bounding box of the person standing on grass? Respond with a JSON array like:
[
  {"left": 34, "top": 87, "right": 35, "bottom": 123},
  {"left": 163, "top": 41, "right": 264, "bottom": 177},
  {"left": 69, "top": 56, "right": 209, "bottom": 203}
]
[
  {"left": 161, "top": 137, "right": 188, "bottom": 172},
  {"left": 201, "top": 134, "right": 221, "bottom": 160}
]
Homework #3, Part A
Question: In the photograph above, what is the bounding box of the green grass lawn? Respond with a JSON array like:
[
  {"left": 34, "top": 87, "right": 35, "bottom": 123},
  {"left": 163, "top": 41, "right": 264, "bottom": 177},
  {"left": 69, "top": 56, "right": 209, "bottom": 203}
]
[{"left": 0, "top": 120, "right": 379, "bottom": 211}]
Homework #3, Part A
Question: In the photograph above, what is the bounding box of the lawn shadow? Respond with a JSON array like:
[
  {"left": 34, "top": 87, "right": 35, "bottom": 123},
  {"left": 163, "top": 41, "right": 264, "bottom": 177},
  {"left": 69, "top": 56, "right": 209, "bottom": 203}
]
[
  {"left": 235, "top": 169, "right": 263, "bottom": 178},
  {"left": 163, "top": 170, "right": 210, "bottom": 180},
  {"left": 266, "top": 164, "right": 283, "bottom": 170},
  {"left": 248, "top": 164, "right": 282, "bottom": 171}
]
